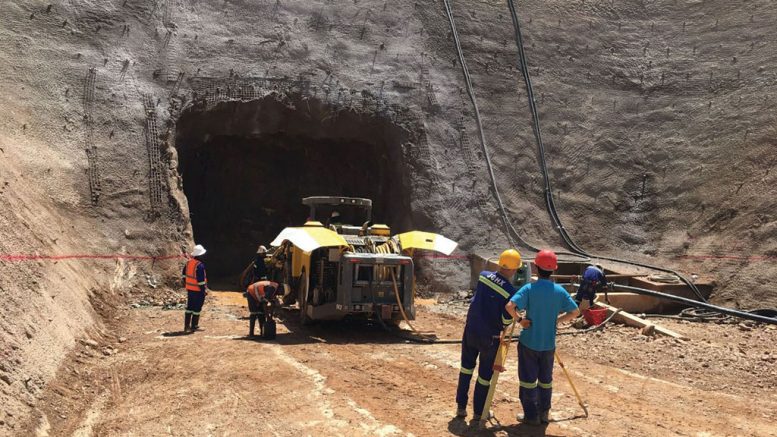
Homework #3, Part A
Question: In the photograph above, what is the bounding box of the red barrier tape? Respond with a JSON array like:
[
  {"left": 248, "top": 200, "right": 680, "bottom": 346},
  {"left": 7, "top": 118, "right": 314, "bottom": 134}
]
[
  {"left": 0, "top": 253, "right": 469, "bottom": 262},
  {"left": 675, "top": 255, "right": 777, "bottom": 262},
  {"left": 416, "top": 254, "right": 468, "bottom": 260},
  {"left": 4, "top": 253, "right": 771, "bottom": 263},
  {"left": 0, "top": 254, "right": 187, "bottom": 262}
]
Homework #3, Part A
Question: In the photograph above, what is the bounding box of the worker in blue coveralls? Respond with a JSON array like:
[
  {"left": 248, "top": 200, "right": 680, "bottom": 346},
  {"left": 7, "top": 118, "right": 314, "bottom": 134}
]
[
  {"left": 575, "top": 264, "right": 609, "bottom": 308},
  {"left": 455, "top": 249, "right": 531, "bottom": 423},
  {"left": 181, "top": 244, "right": 208, "bottom": 332},
  {"left": 506, "top": 249, "right": 580, "bottom": 426}
]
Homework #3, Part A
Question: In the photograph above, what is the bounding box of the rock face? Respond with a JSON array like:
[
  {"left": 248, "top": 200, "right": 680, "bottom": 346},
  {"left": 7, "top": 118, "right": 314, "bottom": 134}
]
[{"left": 1, "top": 0, "right": 777, "bottom": 430}]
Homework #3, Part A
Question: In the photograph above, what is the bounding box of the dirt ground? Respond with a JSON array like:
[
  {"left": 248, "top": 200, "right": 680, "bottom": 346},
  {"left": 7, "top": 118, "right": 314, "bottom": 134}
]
[
  {"left": 22, "top": 290, "right": 777, "bottom": 437},
  {"left": 4, "top": 0, "right": 777, "bottom": 434}
]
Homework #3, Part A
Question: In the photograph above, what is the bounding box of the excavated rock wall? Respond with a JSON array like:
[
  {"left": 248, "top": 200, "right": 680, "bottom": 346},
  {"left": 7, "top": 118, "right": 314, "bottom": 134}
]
[{"left": 1, "top": 0, "right": 776, "bottom": 431}]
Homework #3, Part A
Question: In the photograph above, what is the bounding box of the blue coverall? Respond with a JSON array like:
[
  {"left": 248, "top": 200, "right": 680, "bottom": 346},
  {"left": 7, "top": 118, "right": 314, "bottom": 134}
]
[
  {"left": 456, "top": 271, "right": 516, "bottom": 418},
  {"left": 575, "top": 265, "right": 607, "bottom": 306},
  {"left": 510, "top": 279, "right": 578, "bottom": 420}
]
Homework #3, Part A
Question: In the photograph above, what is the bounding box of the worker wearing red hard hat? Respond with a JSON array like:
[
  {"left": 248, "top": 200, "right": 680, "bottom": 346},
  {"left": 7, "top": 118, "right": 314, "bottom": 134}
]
[
  {"left": 455, "top": 249, "right": 531, "bottom": 423},
  {"left": 505, "top": 249, "right": 580, "bottom": 425}
]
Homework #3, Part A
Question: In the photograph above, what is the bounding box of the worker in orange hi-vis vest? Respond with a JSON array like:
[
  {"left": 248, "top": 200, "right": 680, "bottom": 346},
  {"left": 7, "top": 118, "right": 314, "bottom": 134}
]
[
  {"left": 245, "top": 278, "right": 279, "bottom": 338},
  {"left": 181, "top": 244, "right": 208, "bottom": 332}
]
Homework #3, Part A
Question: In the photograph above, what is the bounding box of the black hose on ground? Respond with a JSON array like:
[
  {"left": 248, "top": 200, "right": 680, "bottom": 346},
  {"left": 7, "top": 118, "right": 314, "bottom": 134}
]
[
  {"left": 605, "top": 283, "right": 777, "bottom": 325},
  {"left": 557, "top": 309, "right": 622, "bottom": 336},
  {"left": 505, "top": 0, "right": 707, "bottom": 303}
]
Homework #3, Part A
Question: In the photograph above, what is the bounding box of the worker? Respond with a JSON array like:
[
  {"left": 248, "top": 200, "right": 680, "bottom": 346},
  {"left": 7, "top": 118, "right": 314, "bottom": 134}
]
[
  {"left": 245, "top": 278, "right": 279, "bottom": 338},
  {"left": 455, "top": 249, "right": 531, "bottom": 422},
  {"left": 506, "top": 249, "right": 580, "bottom": 426},
  {"left": 253, "top": 245, "right": 268, "bottom": 280},
  {"left": 181, "top": 244, "right": 208, "bottom": 332},
  {"left": 239, "top": 245, "right": 270, "bottom": 291},
  {"left": 326, "top": 211, "right": 342, "bottom": 228},
  {"left": 575, "top": 264, "right": 608, "bottom": 308}
]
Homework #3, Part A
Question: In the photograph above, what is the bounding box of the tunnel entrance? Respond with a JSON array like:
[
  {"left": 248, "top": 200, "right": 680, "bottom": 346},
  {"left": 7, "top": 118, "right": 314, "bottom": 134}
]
[{"left": 175, "top": 95, "right": 415, "bottom": 287}]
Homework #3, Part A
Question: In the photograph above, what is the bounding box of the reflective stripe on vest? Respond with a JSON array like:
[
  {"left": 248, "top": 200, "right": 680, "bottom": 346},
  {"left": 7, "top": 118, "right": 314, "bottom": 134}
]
[
  {"left": 247, "top": 281, "right": 278, "bottom": 302},
  {"left": 249, "top": 283, "right": 264, "bottom": 301},
  {"left": 479, "top": 275, "right": 510, "bottom": 299},
  {"left": 185, "top": 259, "right": 205, "bottom": 292}
]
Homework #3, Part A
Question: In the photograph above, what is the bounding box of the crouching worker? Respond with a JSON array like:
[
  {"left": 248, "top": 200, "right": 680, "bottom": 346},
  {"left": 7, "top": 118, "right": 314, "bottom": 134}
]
[
  {"left": 245, "top": 278, "right": 279, "bottom": 339},
  {"left": 505, "top": 249, "right": 580, "bottom": 425},
  {"left": 456, "top": 249, "right": 530, "bottom": 423},
  {"left": 575, "top": 264, "right": 608, "bottom": 308}
]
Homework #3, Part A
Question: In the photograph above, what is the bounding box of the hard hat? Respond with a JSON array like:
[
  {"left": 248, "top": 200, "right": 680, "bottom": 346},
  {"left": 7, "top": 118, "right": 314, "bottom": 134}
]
[
  {"left": 331, "top": 211, "right": 340, "bottom": 217},
  {"left": 535, "top": 249, "right": 558, "bottom": 272},
  {"left": 257, "top": 245, "right": 267, "bottom": 254},
  {"left": 498, "top": 249, "right": 522, "bottom": 270},
  {"left": 191, "top": 244, "right": 207, "bottom": 257}
]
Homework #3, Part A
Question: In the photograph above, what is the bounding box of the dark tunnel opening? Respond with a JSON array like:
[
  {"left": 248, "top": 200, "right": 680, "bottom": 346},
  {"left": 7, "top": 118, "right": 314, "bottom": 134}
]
[{"left": 175, "top": 95, "right": 416, "bottom": 287}]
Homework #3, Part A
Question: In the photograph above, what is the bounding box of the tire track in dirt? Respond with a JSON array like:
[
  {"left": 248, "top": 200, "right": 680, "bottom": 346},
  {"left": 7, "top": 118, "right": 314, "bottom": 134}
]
[{"left": 27, "top": 292, "right": 777, "bottom": 436}]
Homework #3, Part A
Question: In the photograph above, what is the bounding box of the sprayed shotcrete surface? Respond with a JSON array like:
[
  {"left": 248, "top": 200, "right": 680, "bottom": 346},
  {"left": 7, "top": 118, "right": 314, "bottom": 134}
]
[{"left": 1, "top": 0, "right": 777, "bottom": 434}]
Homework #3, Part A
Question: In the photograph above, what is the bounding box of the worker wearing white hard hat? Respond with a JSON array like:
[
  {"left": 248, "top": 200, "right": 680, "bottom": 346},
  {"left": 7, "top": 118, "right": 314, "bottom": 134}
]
[
  {"left": 181, "top": 244, "right": 208, "bottom": 332},
  {"left": 326, "top": 211, "right": 342, "bottom": 230},
  {"left": 253, "top": 245, "right": 268, "bottom": 281}
]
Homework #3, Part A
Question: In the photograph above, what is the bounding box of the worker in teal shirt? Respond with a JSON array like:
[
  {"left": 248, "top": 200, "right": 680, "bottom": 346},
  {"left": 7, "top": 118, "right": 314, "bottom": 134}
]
[{"left": 506, "top": 249, "right": 579, "bottom": 426}]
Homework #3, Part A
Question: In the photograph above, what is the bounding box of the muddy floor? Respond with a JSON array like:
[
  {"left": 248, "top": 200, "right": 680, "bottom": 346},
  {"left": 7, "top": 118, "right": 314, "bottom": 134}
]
[{"left": 25, "top": 291, "right": 777, "bottom": 437}]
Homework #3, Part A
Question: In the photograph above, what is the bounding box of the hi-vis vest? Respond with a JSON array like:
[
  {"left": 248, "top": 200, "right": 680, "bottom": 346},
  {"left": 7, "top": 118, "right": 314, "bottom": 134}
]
[
  {"left": 184, "top": 259, "right": 206, "bottom": 292},
  {"left": 247, "top": 280, "right": 278, "bottom": 302}
]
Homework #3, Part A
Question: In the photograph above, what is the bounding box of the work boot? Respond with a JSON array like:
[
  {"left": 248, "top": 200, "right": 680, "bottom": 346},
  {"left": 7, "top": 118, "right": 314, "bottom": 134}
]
[
  {"left": 191, "top": 315, "right": 200, "bottom": 331},
  {"left": 184, "top": 312, "right": 192, "bottom": 332},
  {"left": 249, "top": 316, "right": 256, "bottom": 337},
  {"left": 471, "top": 410, "right": 492, "bottom": 423},
  {"left": 518, "top": 415, "right": 541, "bottom": 426},
  {"left": 455, "top": 407, "right": 467, "bottom": 418},
  {"left": 540, "top": 410, "right": 550, "bottom": 424}
]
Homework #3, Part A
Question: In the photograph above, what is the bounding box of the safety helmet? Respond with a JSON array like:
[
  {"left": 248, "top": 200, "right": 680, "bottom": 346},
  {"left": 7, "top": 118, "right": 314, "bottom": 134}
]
[
  {"left": 534, "top": 249, "right": 558, "bottom": 272},
  {"left": 191, "top": 244, "right": 207, "bottom": 257},
  {"left": 331, "top": 211, "right": 340, "bottom": 218},
  {"left": 498, "top": 249, "right": 522, "bottom": 270},
  {"left": 257, "top": 245, "right": 267, "bottom": 254}
]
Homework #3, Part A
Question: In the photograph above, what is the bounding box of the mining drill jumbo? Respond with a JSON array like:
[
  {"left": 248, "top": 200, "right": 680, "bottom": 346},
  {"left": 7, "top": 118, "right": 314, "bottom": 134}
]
[{"left": 266, "top": 196, "right": 457, "bottom": 325}]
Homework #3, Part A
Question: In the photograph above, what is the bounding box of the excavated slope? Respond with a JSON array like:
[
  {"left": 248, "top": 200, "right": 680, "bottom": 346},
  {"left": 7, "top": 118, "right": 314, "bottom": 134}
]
[{"left": 1, "top": 0, "right": 776, "bottom": 431}]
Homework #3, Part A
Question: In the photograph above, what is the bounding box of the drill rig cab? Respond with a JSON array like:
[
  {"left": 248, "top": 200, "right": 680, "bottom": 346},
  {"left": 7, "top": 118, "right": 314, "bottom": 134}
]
[{"left": 268, "top": 196, "right": 457, "bottom": 325}]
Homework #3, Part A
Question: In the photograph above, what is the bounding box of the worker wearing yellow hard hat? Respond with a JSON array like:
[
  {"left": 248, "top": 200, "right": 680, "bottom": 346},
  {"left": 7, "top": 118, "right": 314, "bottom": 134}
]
[
  {"left": 455, "top": 249, "right": 530, "bottom": 423},
  {"left": 498, "top": 248, "right": 522, "bottom": 270}
]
